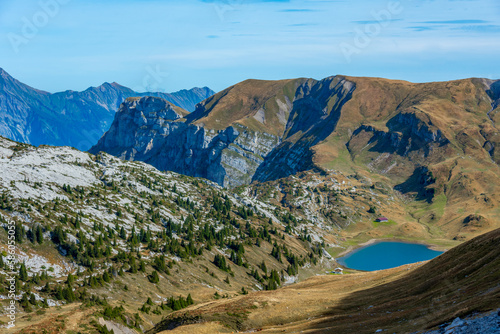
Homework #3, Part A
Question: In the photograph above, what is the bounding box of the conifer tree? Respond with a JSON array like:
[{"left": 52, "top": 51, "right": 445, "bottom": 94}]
[
  {"left": 186, "top": 293, "right": 193, "bottom": 305},
  {"left": 15, "top": 223, "right": 24, "bottom": 243},
  {"left": 66, "top": 273, "right": 75, "bottom": 286},
  {"left": 35, "top": 225, "right": 43, "bottom": 244},
  {"left": 19, "top": 262, "right": 28, "bottom": 281},
  {"left": 149, "top": 270, "right": 160, "bottom": 283}
]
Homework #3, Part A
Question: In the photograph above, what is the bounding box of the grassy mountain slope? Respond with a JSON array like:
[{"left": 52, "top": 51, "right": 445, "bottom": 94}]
[
  {"left": 314, "top": 77, "right": 500, "bottom": 241},
  {"left": 232, "top": 77, "right": 500, "bottom": 240},
  {"left": 0, "top": 136, "right": 340, "bottom": 333},
  {"left": 147, "top": 227, "right": 500, "bottom": 334},
  {"left": 186, "top": 79, "right": 304, "bottom": 136}
]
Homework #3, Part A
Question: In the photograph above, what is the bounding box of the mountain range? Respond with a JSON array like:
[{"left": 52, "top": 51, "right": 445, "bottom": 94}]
[
  {"left": 91, "top": 75, "right": 500, "bottom": 241},
  {"left": 0, "top": 68, "right": 214, "bottom": 151},
  {"left": 92, "top": 76, "right": 500, "bottom": 186},
  {"left": 1, "top": 71, "right": 500, "bottom": 333}
]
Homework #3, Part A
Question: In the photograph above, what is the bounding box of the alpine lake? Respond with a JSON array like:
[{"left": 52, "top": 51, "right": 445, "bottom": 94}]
[{"left": 337, "top": 241, "right": 444, "bottom": 271}]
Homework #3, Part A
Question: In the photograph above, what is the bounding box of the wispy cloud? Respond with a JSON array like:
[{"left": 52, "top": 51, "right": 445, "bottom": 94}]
[
  {"left": 288, "top": 23, "right": 318, "bottom": 27},
  {"left": 408, "top": 26, "right": 436, "bottom": 32},
  {"left": 452, "top": 24, "right": 500, "bottom": 32},
  {"left": 353, "top": 19, "right": 402, "bottom": 25},
  {"left": 409, "top": 19, "right": 499, "bottom": 33},
  {"left": 421, "top": 19, "right": 488, "bottom": 24},
  {"left": 279, "top": 9, "right": 317, "bottom": 12}
]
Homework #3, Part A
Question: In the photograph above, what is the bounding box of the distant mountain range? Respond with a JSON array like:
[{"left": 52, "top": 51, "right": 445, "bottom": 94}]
[{"left": 0, "top": 67, "right": 214, "bottom": 150}]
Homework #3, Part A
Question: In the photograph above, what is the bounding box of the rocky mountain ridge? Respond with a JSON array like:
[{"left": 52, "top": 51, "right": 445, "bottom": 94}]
[
  {"left": 93, "top": 76, "right": 500, "bottom": 187},
  {"left": 91, "top": 76, "right": 356, "bottom": 187},
  {"left": 0, "top": 68, "right": 214, "bottom": 150},
  {"left": 91, "top": 75, "right": 500, "bottom": 240}
]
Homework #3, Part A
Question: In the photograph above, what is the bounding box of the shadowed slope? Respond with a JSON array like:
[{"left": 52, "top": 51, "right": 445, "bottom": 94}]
[
  {"left": 147, "top": 228, "right": 500, "bottom": 334},
  {"left": 307, "top": 227, "right": 500, "bottom": 333}
]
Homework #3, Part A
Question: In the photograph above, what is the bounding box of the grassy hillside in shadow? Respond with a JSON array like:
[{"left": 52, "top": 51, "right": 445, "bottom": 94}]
[{"left": 148, "top": 228, "right": 500, "bottom": 333}]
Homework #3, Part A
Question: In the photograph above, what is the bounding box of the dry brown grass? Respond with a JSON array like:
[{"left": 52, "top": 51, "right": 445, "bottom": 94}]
[
  {"left": 161, "top": 322, "right": 230, "bottom": 334},
  {"left": 311, "top": 76, "right": 500, "bottom": 241},
  {"left": 3, "top": 303, "right": 92, "bottom": 334},
  {"left": 148, "top": 228, "right": 500, "bottom": 334},
  {"left": 188, "top": 78, "right": 305, "bottom": 136}
]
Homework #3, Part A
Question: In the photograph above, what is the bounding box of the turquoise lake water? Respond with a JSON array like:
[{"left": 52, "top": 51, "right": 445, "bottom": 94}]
[{"left": 337, "top": 241, "right": 444, "bottom": 271}]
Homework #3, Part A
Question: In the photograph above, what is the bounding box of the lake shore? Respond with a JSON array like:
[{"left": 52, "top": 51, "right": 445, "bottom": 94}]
[
  {"left": 336, "top": 240, "right": 445, "bottom": 271},
  {"left": 336, "top": 238, "right": 448, "bottom": 258}
]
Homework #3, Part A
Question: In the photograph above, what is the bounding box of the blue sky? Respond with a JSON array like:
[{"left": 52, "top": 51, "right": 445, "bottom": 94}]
[{"left": 0, "top": 0, "right": 499, "bottom": 93}]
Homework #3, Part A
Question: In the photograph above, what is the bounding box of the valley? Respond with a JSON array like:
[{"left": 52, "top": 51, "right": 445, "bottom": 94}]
[
  {"left": 149, "top": 227, "right": 500, "bottom": 334},
  {"left": 0, "top": 136, "right": 341, "bottom": 333}
]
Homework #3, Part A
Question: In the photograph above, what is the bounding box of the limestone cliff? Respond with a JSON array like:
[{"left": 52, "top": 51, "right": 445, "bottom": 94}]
[
  {"left": 91, "top": 76, "right": 356, "bottom": 187},
  {"left": 90, "top": 96, "right": 281, "bottom": 187}
]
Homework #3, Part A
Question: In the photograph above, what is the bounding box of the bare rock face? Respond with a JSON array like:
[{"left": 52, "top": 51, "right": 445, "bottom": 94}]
[
  {"left": 95, "top": 97, "right": 184, "bottom": 154},
  {"left": 90, "top": 96, "right": 281, "bottom": 187},
  {"left": 91, "top": 76, "right": 356, "bottom": 187}
]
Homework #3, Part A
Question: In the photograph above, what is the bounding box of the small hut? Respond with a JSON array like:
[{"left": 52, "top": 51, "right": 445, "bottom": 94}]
[{"left": 334, "top": 267, "right": 343, "bottom": 275}]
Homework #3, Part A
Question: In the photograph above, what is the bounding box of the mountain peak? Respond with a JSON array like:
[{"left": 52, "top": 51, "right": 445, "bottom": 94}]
[
  {"left": 0, "top": 67, "right": 13, "bottom": 80},
  {"left": 100, "top": 81, "right": 121, "bottom": 87},
  {"left": 124, "top": 95, "right": 187, "bottom": 114},
  {"left": 96, "top": 81, "right": 116, "bottom": 90}
]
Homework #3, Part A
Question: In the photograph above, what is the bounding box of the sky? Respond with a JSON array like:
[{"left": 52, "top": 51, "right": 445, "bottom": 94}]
[{"left": 0, "top": 0, "right": 499, "bottom": 94}]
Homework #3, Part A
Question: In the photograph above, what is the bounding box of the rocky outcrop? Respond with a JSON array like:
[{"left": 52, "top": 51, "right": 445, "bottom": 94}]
[
  {"left": 91, "top": 76, "right": 356, "bottom": 187},
  {"left": 0, "top": 67, "right": 214, "bottom": 150},
  {"left": 388, "top": 112, "right": 447, "bottom": 147},
  {"left": 90, "top": 96, "right": 281, "bottom": 187},
  {"left": 461, "top": 214, "right": 491, "bottom": 233},
  {"left": 346, "top": 108, "right": 451, "bottom": 183}
]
